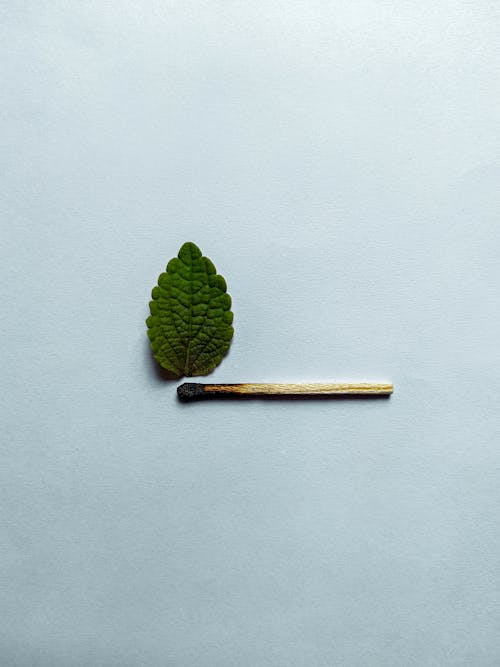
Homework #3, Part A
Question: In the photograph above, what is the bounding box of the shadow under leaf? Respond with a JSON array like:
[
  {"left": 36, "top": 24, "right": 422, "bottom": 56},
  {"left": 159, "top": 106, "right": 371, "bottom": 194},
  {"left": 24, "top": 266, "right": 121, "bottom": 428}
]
[{"left": 144, "top": 339, "right": 180, "bottom": 382}]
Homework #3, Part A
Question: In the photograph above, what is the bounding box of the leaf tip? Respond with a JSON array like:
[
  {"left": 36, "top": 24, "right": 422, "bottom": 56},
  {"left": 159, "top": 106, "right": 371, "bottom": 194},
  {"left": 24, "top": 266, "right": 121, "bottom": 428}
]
[{"left": 178, "top": 241, "right": 202, "bottom": 263}]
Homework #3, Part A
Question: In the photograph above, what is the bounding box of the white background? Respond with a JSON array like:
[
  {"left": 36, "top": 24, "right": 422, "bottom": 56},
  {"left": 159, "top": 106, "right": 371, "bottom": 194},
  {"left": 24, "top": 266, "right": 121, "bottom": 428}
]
[{"left": 2, "top": 2, "right": 500, "bottom": 665}]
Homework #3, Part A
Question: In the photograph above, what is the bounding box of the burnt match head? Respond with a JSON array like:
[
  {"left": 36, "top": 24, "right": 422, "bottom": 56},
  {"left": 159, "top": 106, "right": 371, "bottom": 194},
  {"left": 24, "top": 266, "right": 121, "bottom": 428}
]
[{"left": 177, "top": 382, "right": 206, "bottom": 401}]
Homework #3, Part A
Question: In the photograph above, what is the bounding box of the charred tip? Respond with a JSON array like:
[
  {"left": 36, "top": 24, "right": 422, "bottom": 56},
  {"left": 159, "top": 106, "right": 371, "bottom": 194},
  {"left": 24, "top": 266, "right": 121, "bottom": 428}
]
[{"left": 177, "top": 382, "right": 206, "bottom": 401}]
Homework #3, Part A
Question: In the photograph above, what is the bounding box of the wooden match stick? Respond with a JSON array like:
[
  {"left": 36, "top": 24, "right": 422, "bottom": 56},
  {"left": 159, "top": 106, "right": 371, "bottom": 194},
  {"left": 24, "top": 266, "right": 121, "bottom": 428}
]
[{"left": 177, "top": 382, "right": 393, "bottom": 401}]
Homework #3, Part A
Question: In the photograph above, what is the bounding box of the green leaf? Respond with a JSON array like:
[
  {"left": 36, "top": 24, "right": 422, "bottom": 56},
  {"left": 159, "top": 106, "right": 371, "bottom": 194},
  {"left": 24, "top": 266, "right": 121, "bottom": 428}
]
[{"left": 146, "top": 242, "right": 234, "bottom": 378}]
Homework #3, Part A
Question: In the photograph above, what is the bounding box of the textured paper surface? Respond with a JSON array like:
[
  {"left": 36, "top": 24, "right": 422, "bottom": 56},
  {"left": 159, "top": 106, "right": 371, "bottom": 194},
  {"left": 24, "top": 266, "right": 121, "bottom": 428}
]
[{"left": 1, "top": 2, "right": 500, "bottom": 665}]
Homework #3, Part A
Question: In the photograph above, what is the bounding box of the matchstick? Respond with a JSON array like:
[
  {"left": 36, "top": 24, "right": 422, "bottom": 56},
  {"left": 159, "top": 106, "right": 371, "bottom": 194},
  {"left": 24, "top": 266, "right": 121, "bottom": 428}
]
[{"left": 177, "top": 382, "right": 394, "bottom": 401}]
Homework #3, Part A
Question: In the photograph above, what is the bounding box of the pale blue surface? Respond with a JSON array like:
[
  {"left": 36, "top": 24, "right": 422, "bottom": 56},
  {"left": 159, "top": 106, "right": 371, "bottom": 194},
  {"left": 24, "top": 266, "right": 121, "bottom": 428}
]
[{"left": 2, "top": 2, "right": 500, "bottom": 665}]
